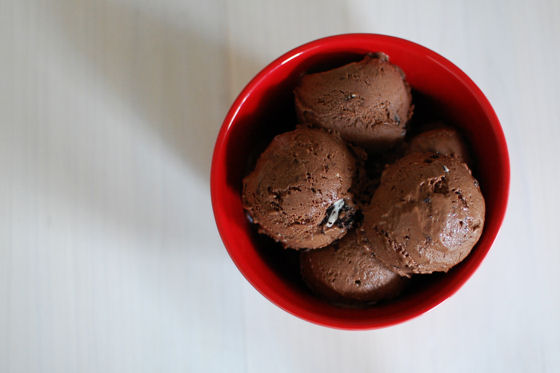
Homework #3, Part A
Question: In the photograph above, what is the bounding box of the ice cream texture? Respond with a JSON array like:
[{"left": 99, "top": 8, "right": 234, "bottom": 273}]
[
  {"left": 300, "top": 229, "right": 406, "bottom": 304},
  {"left": 294, "top": 54, "right": 413, "bottom": 151},
  {"left": 242, "top": 127, "right": 359, "bottom": 249},
  {"left": 408, "top": 127, "right": 471, "bottom": 164},
  {"left": 361, "top": 152, "right": 485, "bottom": 276}
]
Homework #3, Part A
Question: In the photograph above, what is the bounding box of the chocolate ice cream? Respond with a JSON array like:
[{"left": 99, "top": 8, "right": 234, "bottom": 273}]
[
  {"left": 294, "top": 54, "right": 413, "bottom": 151},
  {"left": 361, "top": 152, "right": 485, "bottom": 276},
  {"left": 407, "top": 127, "right": 471, "bottom": 164},
  {"left": 243, "top": 127, "right": 359, "bottom": 249},
  {"left": 300, "top": 230, "right": 406, "bottom": 304}
]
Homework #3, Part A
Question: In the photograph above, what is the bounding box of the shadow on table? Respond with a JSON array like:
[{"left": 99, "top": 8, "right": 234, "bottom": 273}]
[
  {"left": 45, "top": 0, "right": 264, "bottom": 183},
  {"left": 38, "top": 0, "right": 265, "bottom": 249}
]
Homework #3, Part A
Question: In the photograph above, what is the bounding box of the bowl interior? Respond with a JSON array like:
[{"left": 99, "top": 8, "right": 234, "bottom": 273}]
[{"left": 211, "top": 34, "right": 509, "bottom": 329}]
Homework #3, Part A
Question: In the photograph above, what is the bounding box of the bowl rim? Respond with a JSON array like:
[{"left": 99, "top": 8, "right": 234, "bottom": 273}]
[{"left": 210, "top": 33, "right": 510, "bottom": 330}]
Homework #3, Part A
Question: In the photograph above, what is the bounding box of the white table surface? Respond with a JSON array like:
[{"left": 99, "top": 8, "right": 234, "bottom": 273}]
[{"left": 1, "top": 0, "right": 559, "bottom": 372}]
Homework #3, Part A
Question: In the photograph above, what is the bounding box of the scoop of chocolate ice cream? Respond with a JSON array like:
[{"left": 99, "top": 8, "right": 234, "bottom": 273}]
[
  {"left": 361, "top": 152, "right": 485, "bottom": 276},
  {"left": 300, "top": 229, "right": 406, "bottom": 304},
  {"left": 294, "top": 54, "right": 413, "bottom": 151},
  {"left": 243, "top": 127, "right": 359, "bottom": 250},
  {"left": 407, "top": 127, "right": 471, "bottom": 164}
]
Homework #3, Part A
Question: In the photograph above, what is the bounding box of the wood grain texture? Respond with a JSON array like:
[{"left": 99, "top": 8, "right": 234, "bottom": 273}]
[{"left": 0, "top": 0, "right": 558, "bottom": 372}]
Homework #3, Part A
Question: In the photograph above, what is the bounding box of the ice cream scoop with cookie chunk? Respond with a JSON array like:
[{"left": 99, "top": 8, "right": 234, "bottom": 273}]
[{"left": 242, "top": 127, "right": 360, "bottom": 250}]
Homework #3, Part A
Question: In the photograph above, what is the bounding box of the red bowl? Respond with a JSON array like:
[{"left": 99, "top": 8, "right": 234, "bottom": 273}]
[{"left": 211, "top": 34, "right": 510, "bottom": 329}]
